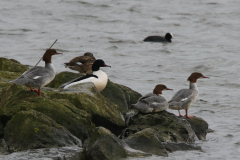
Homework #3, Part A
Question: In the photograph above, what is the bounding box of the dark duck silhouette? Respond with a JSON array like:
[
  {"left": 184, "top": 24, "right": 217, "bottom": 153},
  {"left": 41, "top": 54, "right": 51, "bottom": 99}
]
[
  {"left": 64, "top": 52, "right": 96, "bottom": 74},
  {"left": 143, "top": 33, "right": 173, "bottom": 43}
]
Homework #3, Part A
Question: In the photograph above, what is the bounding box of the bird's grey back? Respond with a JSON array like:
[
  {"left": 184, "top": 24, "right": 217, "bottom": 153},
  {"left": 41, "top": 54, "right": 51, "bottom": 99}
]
[{"left": 11, "top": 66, "right": 53, "bottom": 87}]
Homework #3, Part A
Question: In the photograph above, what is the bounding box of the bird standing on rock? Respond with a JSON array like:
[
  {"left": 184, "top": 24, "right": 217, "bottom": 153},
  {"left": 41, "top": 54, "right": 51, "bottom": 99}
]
[
  {"left": 168, "top": 72, "right": 209, "bottom": 118},
  {"left": 131, "top": 84, "right": 172, "bottom": 113},
  {"left": 64, "top": 52, "right": 96, "bottom": 74},
  {"left": 11, "top": 49, "right": 62, "bottom": 96}
]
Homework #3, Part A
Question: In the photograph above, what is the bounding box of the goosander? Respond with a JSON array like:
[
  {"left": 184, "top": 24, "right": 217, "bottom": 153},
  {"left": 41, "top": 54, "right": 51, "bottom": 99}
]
[
  {"left": 59, "top": 59, "right": 110, "bottom": 91},
  {"left": 143, "top": 33, "right": 173, "bottom": 43},
  {"left": 168, "top": 72, "right": 209, "bottom": 118},
  {"left": 131, "top": 84, "right": 172, "bottom": 113},
  {"left": 11, "top": 49, "right": 62, "bottom": 96},
  {"left": 64, "top": 52, "right": 96, "bottom": 74}
]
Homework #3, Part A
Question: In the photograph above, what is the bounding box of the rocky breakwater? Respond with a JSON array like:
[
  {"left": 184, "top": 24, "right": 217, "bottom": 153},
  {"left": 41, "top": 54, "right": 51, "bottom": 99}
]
[{"left": 0, "top": 57, "right": 208, "bottom": 159}]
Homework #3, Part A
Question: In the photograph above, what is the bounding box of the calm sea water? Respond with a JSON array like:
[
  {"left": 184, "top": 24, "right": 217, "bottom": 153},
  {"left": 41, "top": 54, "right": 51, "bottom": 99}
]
[{"left": 1, "top": 0, "right": 240, "bottom": 159}]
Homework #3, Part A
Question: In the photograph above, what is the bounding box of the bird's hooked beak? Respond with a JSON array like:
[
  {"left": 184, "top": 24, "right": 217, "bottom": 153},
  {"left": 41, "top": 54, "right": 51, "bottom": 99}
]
[{"left": 166, "top": 88, "right": 173, "bottom": 91}]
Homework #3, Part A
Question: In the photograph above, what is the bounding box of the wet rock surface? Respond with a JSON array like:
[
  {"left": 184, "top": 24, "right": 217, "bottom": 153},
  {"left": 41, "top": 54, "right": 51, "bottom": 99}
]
[
  {"left": 162, "top": 142, "right": 202, "bottom": 152},
  {"left": 126, "top": 111, "right": 201, "bottom": 143},
  {"left": 86, "top": 127, "right": 128, "bottom": 160},
  {"left": 0, "top": 58, "right": 209, "bottom": 159},
  {"left": 0, "top": 146, "right": 86, "bottom": 160},
  {"left": 124, "top": 128, "right": 168, "bottom": 157},
  {"left": 4, "top": 110, "right": 82, "bottom": 152},
  {"left": 101, "top": 80, "right": 142, "bottom": 114},
  {"left": 85, "top": 127, "right": 150, "bottom": 160},
  {"left": 186, "top": 117, "right": 209, "bottom": 140},
  {"left": 0, "top": 82, "right": 94, "bottom": 141}
]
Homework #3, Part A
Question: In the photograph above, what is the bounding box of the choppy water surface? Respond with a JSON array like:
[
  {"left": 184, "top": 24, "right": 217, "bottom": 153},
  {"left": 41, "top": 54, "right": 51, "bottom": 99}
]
[{"left": 1, "top": 0, "right": 240, "bottom": 159}]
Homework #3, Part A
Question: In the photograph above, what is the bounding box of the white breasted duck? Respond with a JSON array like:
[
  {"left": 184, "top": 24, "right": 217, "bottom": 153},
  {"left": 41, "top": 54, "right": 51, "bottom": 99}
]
[
  {"left": 64, "top": 52, "right": 96, "bottom": 74},
  {"left": 131, "top": 84, "right": 172, "bottom": 113},
  {"left": 143, "top": 33, "right": 173, "bottom": 43},
  {"left": 11, "top": 49, "right": 62, "bottom": 96},
  {"left": 59, "top": 59, "right": 110, "bottom": 91},
  {"left": 168, "top": 72, "right": 209, "bottom": 118}
]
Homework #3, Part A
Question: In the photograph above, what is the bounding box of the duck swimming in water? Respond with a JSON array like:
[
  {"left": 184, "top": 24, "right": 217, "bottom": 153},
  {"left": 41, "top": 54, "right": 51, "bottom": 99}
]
[
  {"left": 131, "top": 84, "right": 172, "bottom": 113},
  {"left": 64, "top": 52, "right": 96, "bottom": 74},
  {"left": 168, "top": 72, "right": 209, "bottom": 118},
  {"left": 11, "top": 49, "right": 62, "bottom": 96},
  {"left": 60, "top": 59, "right": 110, "bottom": 91},
  {"left": 143, "top": 33, "right": 173, "bottom": 43}
]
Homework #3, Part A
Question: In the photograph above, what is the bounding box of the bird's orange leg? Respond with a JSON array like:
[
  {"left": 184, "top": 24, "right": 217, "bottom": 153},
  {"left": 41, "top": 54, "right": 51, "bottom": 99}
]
[
  {"left": 178, "top": 110, "right": 184, "bottom": 117},
  {"left": 185, "top": 109, "right": 195, "bottom": 118},
  {"left": 30, "top": 87, "right": 41, "bottom": 96},
  {"left": 30, "top": 87, "right": 38, "bottom": 92},
  {"left": 37, "top": 88, "right": 41, "bottom": 96}
]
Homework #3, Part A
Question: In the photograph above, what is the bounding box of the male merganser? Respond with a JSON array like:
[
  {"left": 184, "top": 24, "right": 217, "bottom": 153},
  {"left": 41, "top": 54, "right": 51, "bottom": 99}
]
[
  {"left": 168, "top": 72, "right": 209, "bottom": 118},
  {"left": 11, "top": 49, "right": 62, "bottom": 96},
  {"left": 64, "top": 52, "right": 96, "bottom": 74},
  {"left": 59, "top": 59, "right": 110, "bottom": 91},
  {"left": 131, "top": 84, "right": 172, "bottom": 113},
  {"left": 143, "top": 33, "right": 173, "bottom": 43}
]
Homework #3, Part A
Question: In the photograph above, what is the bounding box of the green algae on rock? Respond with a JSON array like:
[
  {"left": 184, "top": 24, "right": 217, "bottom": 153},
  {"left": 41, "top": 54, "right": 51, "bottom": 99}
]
[
  {"left": 0, "top": 57, "right": 28, "bottom": 80},
  {"left": 126, "top": 111, "right": 199, "bottom": 143},
  {"left": 101, "top": 80, "right": 142, "bottom": 114},
  {"left": 124, "top": 128, "right": 168, "bottom": 157},
  {"left": 4, "top": 110, "right": 81, "bottom": 152},
  {"left": 0, "top": 57, "right": 209, "bottom": 158},
  {"left": 0, "top": 58, "right": 28, "bottom": 73},
  {"left": 0, "top": 82, "right": 94, "bottom": 141},
  {"left": 44, "top": 82, "right": 126, "bottom": 135},
  {"left": 46, "top": 71, "right": 142, "bottom": 115}
]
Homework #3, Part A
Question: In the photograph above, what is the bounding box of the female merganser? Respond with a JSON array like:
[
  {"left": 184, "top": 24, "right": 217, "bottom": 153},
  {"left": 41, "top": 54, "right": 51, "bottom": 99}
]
[
  {"left": 59, "top": 59, "right": 110, "bottom": 91},
  {"left": 11, "top": 49, "right": 62, "bottom": 96},
  {"left": 168, "top": 72, "right": 209, "bottom": 118},
  {"left": 131, "top": 84, "right": 172, "bottom": 113},
  {"left": 143, "top": 33, "right": 173, "bottom": 43},
  {"left": 64, "top": 52, "right": 96, "bottom": 74}
]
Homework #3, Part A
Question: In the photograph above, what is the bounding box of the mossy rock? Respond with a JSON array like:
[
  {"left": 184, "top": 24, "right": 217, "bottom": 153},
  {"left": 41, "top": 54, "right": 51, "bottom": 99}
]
[
  {"left": 0, "top": 57, "right": 28, "bottom": 80},
  {"left": 0, "top": 71, "right": 24, "bottom": 81},
  {"left": 126, "top": 111, "right": 199, "bottom": 143},
  {"left": 0, "top": 81, "right": 94, "bottom": 141},
  {"left": 186, "top": 117, "right": 208, "bottom": 140},
  {"left": 44, "top": 83, "right": 126, "bottom": 135},
  {"left": 0, "top": 57, "right": 28, "bottom": 73},
  {"left": 46, "top": 71, "right": 142, "bottom": 115},
  {"left": 101, "top": 80, "right": 142, "bottom": 114},
  {"left": 86, "top": 127, "right": 128, "bottom": 160},
  {"left": 4, "top": 110, "right": 81, "bottom": 152},
  {"left": 86, "top": 127, "right": 150, "bottom": 160},
  {"left": 124, "top": 128, "right": 168, "bottom": 157}
]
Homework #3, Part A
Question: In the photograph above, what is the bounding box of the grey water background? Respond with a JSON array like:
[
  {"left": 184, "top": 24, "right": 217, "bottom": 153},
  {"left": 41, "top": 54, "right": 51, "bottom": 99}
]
[{"left": 0, "top": 0, "right": 240, "bottom": 159}]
